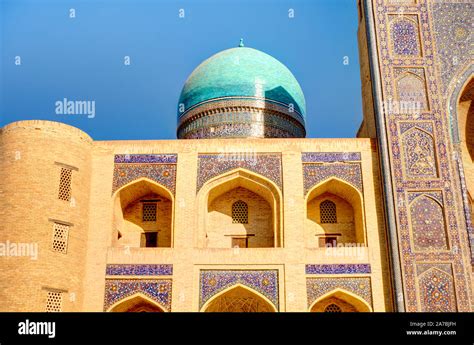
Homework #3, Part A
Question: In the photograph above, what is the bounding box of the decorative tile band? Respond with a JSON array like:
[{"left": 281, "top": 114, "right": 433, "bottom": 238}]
[
  {"left": 114, "top": 154, "right": 178, "bottom": 164},
  {"left": 306, "top": 264, "right": 371, "bottom": 275},
  {"left": 178, "top": 96, "right": 305, "bottom": 124},
  {"left": 104, "top": 279, "right": 172, "bottom": 311},
  {"left": 179, "top": 119, "right": 305, "bottom": 139},
  {"left": 106, "top": 264, "right": 173, "bottom": 276},
  {"left": 199, "top": 270, "right": 279, "bottom": 310},
  {"left": 302, "top": 152, "right": 362, "bottom": 162},
  {"left": 303, "top": 163, "right": 363, "bottom": 194},
  {"left": 306, "top": 277, "right": 372, "bottom": 308},
  {"left": 197, "top": 153, "right": 282, "bottom": 192}
]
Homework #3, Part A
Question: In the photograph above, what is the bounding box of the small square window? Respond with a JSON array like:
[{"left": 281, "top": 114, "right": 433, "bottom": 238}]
[
  {"left": 320, "top": 200, "right": 337, "bottom": 223},
  {"left": 58, "top": 168, "right": 72, "bottom": 201},
  {"left": 232, "top": 201, "right": 248, "bottom": 224},
  {"left": 45, "top": 290, "right": 63, "bottom": 312},
  {"left": 142, "top": 203, "right": 157, "bottom": 222},
  {"left": 52, "top": 223, "right": 69, "bottom": 254}
]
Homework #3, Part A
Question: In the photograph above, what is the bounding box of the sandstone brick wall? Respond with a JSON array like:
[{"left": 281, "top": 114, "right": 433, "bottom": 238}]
[
  {"left": 0, "top": 120, "right": 92, "bottom": 311},
  {"left": 0, "top": 121, "right": 393, "bottom": 312},
  {"left": 207, "top": 187, "right": 274, "bottom": 248}
]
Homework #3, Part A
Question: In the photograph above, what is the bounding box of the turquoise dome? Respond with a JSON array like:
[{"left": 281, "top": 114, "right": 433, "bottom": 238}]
[{"left": 178, "top": 46, "right": 306, "bottom": 120}]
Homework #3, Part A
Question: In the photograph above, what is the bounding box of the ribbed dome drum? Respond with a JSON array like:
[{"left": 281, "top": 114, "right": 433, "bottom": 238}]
[{"left": 177, "top": 44, "right": 306, "bottom": 139}]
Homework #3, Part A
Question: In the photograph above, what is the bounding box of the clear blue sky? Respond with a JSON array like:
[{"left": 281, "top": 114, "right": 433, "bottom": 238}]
[{"left": 0, "top": 0, "right": 362, "bottom": 140}]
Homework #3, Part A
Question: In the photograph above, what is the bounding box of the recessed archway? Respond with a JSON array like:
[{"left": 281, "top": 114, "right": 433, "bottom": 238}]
[
  {"left": 201, "top": 284, "right": 277, "bottom": 312},
  {"left": 309, "top": 289, "right": 372, "bottom": 312},
  {"left": 197, "top": 169, "right": 283, "bottom": 248},
  {"left": 112, "top": 178, "right": 174, "bottom": 248},
  {"left": 456, "top": 76, "right": 474, "bottom": 203},
  {"left": 107, "top": 293, "right": 166, "bottom": 312},
  {"left": 305, "top": 177, "right": 366, "bottom": 248}
]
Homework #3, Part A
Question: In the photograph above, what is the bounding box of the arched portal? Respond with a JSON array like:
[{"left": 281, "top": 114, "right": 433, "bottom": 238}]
[
  {"left": 305, "top": 178, "right": 366, "bottom": 248},
  {"left": 456, "top": 76, "right": 474, "bottom": 221},
  {"left": 108, "top": 294, "right": 165, "bottom": 312},
  {"left": 202, "top": 285, "right": 276, "bottom": 312},
  {"left": 112, "top": 178, "right": 174, "bottom": 248},
  {"left": 197, "top": 169, "right": 282, "bottom": 248},
  {"left": 309, "top": 289, "right": 372, "bottom": 312}
]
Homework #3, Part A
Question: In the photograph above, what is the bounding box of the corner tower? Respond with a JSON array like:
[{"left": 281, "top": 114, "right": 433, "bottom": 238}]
[{"left": 177, "top": 41, "right": 306, "bottom": 139}]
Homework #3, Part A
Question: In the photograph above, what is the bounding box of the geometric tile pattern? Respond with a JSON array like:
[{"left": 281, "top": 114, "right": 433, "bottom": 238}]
[
  {"left": 305, "top": 264, "right": 371, "bottom": 275},
  {"left": 104, "top": 279, "right": 172, "bottom": 311},
  {"left": 112, "top": 154, "right": 178, "bottom": 195},
  {"left": 197, "top": 153, "right": 282, "bottom": 192},
  {"left": 105, "top": 264, "right": 173, "bottom": 276},
  {"left": 409, "top": 193, "right": 448, "bottom": 251},
  {"left": 416, "top": 264, "right": 456, "bottom": 312},
  {"left": 303, "top": 163, "right": 363, "bottom": 194},
  {"left": 199, "top": 270, "right": 279, "bottom": 310},
  {"left": 432, "top": 1, "right": 473, "bottom": 92},
  {"left": 306, "top": 277, "right": 372, "bottom": 308},
  {"left": 389, "top": 15, "right": 422, "bottom": 56}
]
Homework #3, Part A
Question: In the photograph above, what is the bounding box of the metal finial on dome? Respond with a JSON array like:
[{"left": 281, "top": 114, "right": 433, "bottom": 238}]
[{"left": 239, "top": 38, "right": 244, "bottom": 47}]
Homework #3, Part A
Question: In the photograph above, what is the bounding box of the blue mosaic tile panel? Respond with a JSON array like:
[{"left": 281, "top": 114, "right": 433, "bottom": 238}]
[
  {"left": 114, "top": 154, "right": 178, "bottom": 164},
  {"left": 432, "top": 1, "right": 472, "bottom": 92},
  {"left": 197, "top": 153, "right": 282, "bottom": 192},
  {"left": 372, "top": 0, "right": 473, "bottom": 311},
  {"left": 400, "top": 124, "right": 438, "bottom": 179},
  {"left": 306, "top": 277, "right": 372, "bottom": 308},
  {"left": 305, "top": 264, "right": 371, "bottom": 275},
  {"left": 104, "top": 279, "right": 172, "bottom": 311},
  {"left": 113, "top": 163, "right": 177, "bottom": 195},
  {"left": 301, "top": 152, "right": 362, "bottom": 163},
  {"left": 408, "top": 192, "right": 448, "bottom": 251},
  {"left": 199, "top": 270, "right": 279, "bottom": 310},
  {"left": 106, "top": 264, "right": 173, "bottom": 276},
  {"left": 389, "top": 15, "right": 421, "bottom": 56},
  {"left": 303, "top": 163, "right": 363, "bottom": 194},
  {"left": 416, "top": 264, "right": 456, "bottom": 312}
]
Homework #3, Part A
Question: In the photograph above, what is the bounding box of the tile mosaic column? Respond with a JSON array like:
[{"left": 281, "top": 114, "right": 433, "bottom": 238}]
[{"left": 362, "top": 0, "right": 473, "bottom": 311}]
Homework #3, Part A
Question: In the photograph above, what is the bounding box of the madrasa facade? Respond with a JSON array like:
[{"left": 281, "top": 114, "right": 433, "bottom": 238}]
[{"left": 0, "top": 0, "right": 472, "bottom": 312}]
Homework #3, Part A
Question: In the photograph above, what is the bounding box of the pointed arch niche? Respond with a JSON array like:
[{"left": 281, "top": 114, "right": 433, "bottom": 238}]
[
  {"left": 112, "top": 178, "right": 174, "bottom": 248},
  {"left": 309, "top": 289, "right": 372, "bottom": 312},
  {"left": 201, "top": 285, "right": 277, "bottom": 312},
  {"left": 107, "top": 293, "right": 166, "bottom": 312},
  {"left": 389, "top": 15, "right": 422, "bottom": 57},
  {"left": 456, "top": 77, "right": 474, "bottom": 216},
  {"left": 408, "top": 194, "right": 448, "bottom": 251},
  {"left": 196, "top": 169, "right": 283, "bottom": 248},
  {"left": 305, "top": 178, "right": 366, "bottom": 248},
  {"left": 394, "top": 68, "right": 429, "bottom": 113},
  {"left": 401, "top": 126, "right": 438, "bottom": 179}
]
